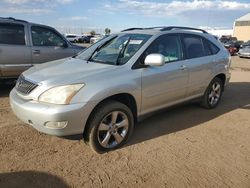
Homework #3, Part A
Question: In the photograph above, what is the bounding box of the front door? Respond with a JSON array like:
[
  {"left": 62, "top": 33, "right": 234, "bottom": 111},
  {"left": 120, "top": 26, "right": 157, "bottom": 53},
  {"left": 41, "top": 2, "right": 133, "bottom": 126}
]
[
  {"left": 141, "top": 34, "right": 189, "bottom": 114},
  {"left": 30, "top": 26, "right": 75, "bottom": 64}
]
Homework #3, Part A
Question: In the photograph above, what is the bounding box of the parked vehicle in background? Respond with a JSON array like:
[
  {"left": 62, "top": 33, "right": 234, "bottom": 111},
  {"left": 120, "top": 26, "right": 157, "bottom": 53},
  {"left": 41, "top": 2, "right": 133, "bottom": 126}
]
[
  {"left": 0, "top": 17, "right": 85, "bottom": 78},
  {"left": 78, "top": 35, "right": 94, "bottom": 43},
  {"left": 65, "top": 34, "right": 82, "bottom": 43},
  {"left": 10, "top": 26, "right": 231, "bottom": 153},
  {"left": 224, "top": 41, "right": 243, "bottom": 55},
  {"left": 240, "top": 40, "right": 250, "bottom": 48},
  {"left": 238, "top": 46, "right": 250, "bottom": 58},
  {"left": 90, "top": 35, "right": 103, "bottom": 44},
  {"left": 219, "top": 36, "right": 237, "bottom": 44}
]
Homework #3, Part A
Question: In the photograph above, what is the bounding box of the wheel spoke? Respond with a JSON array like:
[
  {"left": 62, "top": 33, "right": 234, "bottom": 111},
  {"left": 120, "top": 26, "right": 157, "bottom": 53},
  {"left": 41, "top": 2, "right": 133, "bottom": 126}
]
[
  {"left": 101, "top": 132, "right": 111, "bottom": 147},
  {"left": 215, "top": 94, "right": 220, "bottom": 98},
  {"left": 212, "top": 84, "right": 216, "bottom": 91},
  {"left": 214, "top": 84, "right": 220, "bottom": 91},
  {"left": 111, "top": 111, "right": 119, "bottom": 124},
  {"left": 115, "top": 119, "right": 128, "bottom": 128},
  {"left": 209, "top": 93, "right": 213, "bottom": 99},
  {"left": 99, "top": 123, "right": 110, "bottom": 131},
  {"left": 210, "top": 97, "right": 215, "bottom": 104},
  {"left": 113, "top": 132, "right": 124, "bottom": 144}
]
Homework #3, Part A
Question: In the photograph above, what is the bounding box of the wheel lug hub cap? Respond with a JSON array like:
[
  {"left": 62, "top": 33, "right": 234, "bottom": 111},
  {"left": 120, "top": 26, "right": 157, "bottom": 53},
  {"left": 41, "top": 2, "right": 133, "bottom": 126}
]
[{"left": 109, "top": 124, "right": 117, "bottom": 133}]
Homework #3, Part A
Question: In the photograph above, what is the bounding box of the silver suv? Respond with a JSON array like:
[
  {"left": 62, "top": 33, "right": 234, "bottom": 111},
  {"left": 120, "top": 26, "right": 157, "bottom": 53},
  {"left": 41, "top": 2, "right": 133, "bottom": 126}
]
[
  {"left": 10, "top": 27, "right": 231, "bottom": 153},
  {"left": 0, "top": 17, "right": 84, "bottom": 78}
]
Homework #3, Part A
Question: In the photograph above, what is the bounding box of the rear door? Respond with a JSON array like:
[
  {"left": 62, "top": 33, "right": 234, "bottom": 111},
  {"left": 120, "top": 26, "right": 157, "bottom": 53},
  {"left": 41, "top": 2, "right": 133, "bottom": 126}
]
[
  {"left": 0, "top": 22, "right": 32, "bottom": 77},
  {"left": 30, "top": 25, "right": 75, "bottom": 65},
  {"left": 182, "top": 34, "right": 218, "bottom": 97}
]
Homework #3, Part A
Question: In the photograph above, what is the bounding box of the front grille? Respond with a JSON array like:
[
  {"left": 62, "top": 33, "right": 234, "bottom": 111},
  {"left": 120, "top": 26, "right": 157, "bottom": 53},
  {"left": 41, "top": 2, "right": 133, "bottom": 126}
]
[{"left": 15, "top": 75, "right": 38, "bottom": 95}]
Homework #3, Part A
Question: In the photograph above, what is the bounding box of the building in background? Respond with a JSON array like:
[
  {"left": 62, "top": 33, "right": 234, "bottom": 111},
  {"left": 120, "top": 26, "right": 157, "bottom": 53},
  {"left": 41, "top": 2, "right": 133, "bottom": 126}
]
[{"left": 233, "top": 13, "right": 250, "bottom": 42}]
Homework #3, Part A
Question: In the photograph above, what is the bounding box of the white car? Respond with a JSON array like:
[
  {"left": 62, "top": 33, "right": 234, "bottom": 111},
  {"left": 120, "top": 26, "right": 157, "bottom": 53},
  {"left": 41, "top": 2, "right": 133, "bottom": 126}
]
[{"left": 90, "top": 35, "right": 103, "bottom": 44}]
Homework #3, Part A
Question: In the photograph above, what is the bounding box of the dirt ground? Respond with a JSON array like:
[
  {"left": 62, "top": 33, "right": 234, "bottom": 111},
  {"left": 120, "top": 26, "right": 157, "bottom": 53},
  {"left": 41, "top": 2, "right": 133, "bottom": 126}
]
[{"left": 0, "top": 56, "right": 249, "bottom": 188}]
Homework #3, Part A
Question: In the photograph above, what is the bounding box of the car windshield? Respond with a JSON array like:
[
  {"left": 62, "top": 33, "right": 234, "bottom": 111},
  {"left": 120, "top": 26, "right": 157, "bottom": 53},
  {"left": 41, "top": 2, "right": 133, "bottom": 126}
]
[{"left": 77, "top": 33, "right": 151, "bottom": 65}]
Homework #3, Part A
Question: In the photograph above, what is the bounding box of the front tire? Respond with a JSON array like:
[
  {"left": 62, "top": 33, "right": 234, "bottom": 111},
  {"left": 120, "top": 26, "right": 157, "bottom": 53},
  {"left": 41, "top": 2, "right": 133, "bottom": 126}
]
[
  {"left": 200, "top": 77, "right": 223, "bottom": 109},
  {"left": 86, "top": 101, "right": 134, "bottom": 153}
]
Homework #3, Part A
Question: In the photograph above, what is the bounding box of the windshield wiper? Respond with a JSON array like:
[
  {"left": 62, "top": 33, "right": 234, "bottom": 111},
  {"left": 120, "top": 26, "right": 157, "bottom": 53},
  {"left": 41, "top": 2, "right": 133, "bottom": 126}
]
[
  {"left": 88, "top": 36, "right": 117, "bottom": 63},
  {"left": 116, "top": 37, "right": 131, "bottom": 65}
]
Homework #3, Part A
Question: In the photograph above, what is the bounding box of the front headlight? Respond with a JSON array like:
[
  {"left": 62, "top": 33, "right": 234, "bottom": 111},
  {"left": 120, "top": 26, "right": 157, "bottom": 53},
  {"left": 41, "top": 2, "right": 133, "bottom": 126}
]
[{"left": 38, "top": 84, "right": 84, "bottom": 104}]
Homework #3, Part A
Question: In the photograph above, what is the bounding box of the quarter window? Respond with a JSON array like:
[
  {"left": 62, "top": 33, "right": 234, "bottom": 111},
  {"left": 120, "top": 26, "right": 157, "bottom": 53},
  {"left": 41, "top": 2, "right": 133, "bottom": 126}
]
[
  {"left": 207, "top": 39, "right": 219, "bottom": 54},
  {"left": 31, "top": 26, "right": 66, "bottom": 47},
  {"left": 0, "top": 23, "right": 25, "bottom": 45},
  {"left": 145, "top": 35, "right": 183, "bottom": 63}
]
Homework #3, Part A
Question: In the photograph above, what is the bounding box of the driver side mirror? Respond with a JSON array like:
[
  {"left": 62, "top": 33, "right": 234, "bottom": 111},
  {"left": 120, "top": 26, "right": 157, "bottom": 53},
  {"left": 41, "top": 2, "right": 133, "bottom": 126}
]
[{"left": 144, "top": 53, "right": 165, "bottom": 66}]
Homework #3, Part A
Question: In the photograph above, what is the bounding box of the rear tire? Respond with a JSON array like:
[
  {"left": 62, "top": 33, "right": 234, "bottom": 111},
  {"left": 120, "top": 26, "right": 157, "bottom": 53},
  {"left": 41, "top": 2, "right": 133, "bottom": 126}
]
[
  {"left": 86, "top": 100, "right": 134, "bottom": 153},
  {"left": 200, "top": 77, "right": 223, "bottom": 109}
]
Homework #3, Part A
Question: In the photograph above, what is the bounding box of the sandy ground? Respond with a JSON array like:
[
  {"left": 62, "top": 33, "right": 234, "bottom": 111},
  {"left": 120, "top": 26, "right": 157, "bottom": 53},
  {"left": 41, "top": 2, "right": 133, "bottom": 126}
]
[{"left": 0, "top": 56, "right": 250, "bottom": 188}]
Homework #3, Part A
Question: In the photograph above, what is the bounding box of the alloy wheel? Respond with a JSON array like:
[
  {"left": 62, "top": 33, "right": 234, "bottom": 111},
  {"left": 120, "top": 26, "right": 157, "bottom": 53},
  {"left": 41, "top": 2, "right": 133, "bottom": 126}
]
[
  {"left": 97, "top": 111, "right": 129, "bottom": 148},
  {"left": 208, "top": 82, "right": 221, "bottom": 106}
]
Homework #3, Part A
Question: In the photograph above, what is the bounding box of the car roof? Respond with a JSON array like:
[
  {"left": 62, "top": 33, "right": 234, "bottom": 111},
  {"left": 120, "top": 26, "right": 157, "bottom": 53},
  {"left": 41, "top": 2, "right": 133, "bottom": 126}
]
[
  {"left": 119, "top": 26, "right": 208, "bottom": 36},
  {"left": 0, "top": 17, "right": 55, "bottom": 29}
]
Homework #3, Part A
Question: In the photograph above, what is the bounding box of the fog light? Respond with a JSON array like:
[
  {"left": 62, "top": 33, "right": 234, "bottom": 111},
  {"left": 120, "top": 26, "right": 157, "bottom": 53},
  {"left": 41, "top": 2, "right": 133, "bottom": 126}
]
[{"left": 44, "top": 121, "right": 68, "bottom": 129}]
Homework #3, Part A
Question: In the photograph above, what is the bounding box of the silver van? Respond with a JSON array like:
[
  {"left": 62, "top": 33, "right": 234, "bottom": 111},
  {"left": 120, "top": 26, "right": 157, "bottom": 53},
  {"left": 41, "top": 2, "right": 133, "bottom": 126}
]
[
  {"left": 0, "top": 17, "right": 84, "bottom": 78},
  {"left": 10, "top": 27, "right": 231, "bottom": 153}
]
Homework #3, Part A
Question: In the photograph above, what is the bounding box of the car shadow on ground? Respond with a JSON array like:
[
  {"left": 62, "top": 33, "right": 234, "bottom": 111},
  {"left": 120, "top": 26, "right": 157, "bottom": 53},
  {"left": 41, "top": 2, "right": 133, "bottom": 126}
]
[
  {"left": 126, "top": 82, "right": 250, "bottom": 147},
  {"left": 0, "top": 171, "right": 69, "bottom": 188},
  {"left": 0, "top": 79, "right": 16, "bottom": 98}
]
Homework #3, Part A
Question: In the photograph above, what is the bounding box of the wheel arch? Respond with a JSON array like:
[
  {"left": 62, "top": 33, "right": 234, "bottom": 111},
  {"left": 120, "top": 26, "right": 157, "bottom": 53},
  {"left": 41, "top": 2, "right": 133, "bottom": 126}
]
[
  {"left": 214, "top": 73, "right": 226, "bottom": 91},
  {"left": 83, "top": 93, "right": 138, "bottom": 140}
]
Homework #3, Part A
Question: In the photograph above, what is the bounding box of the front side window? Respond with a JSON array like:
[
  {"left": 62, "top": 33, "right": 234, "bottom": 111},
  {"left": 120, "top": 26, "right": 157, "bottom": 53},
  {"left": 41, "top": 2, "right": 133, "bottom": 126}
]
[
  {"left": 0, "top": 23, "right": 25, "bottom": 45},
  {"left": 144, "top": 34, "right": 183, "bottom": 63},
  {"left": 87, "top": 34, "right": 151, "bottom": 65},
  {"left": 31, "top": 26, "right": 66, "bottom": 47},
  {"left": 183, "top": 34, "right": 205, "bottom": 59}
]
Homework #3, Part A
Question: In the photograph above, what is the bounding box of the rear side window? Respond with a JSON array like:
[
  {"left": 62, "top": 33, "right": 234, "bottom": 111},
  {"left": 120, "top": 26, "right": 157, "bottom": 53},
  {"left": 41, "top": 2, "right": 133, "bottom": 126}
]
[
  {"left": 183, "top": 34, "right": 205, "bottom": 59},
  {"left": 0, "top": 23, "right": 25, "bottom": 45}
]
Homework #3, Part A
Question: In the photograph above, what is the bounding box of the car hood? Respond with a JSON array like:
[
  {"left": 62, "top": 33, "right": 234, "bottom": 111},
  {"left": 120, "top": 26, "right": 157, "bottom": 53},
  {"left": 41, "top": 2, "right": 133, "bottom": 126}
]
[{"left": 23, "top": 58, "right": 118, "bottom": 85}]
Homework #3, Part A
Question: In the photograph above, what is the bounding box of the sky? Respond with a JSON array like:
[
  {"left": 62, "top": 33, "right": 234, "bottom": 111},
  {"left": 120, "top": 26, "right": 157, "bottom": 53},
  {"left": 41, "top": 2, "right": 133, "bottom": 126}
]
[{"left": 0, "top": 0, "right": 250, "bottom": 34}]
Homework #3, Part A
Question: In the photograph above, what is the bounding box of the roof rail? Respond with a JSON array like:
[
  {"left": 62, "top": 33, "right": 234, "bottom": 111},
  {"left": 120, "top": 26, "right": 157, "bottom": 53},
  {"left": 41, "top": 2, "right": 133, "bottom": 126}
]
[
  {"left": 121, "top": 28, "right": 144, "bottom": 32},
  {"left": 121, "top": 26, "right": 208, "bottom": 33},
  {"left": 160, "top": 26, "right": 208, "bottom": 33},
  {"left": 0, "top": 17, "right": 28, "bottom": 23}
]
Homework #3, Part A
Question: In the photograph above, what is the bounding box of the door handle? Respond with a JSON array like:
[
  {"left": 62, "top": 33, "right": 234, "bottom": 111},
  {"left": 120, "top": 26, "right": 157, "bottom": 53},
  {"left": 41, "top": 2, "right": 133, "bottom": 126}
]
[
  {"left": 180, "top": 65, "right": 187, "bottom": 71},
  {"left": 33, "top": 50, "right": 40, "bottom": 55}
]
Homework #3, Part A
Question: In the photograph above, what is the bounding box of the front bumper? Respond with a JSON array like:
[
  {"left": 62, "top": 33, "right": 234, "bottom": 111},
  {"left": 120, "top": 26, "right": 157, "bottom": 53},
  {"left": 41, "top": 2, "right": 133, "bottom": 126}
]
[{"left": 9, "top": 89, "right": 94, "bottom": 136}]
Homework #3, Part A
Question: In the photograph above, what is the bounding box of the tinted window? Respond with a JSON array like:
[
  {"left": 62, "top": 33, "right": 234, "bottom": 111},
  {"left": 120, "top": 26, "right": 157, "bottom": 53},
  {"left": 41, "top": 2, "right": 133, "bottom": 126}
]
[
  {"left": 203, "top": 39, "right": 212, "bottom": 56},
  {"left": 0, "top": 23, "right": 25, "bottom": 45},
  {"left": 208, "top": 40, "right": 219, "bottom": 54},
  {"left": 145, "top": 34, "right": 183, "bottom": 63},
  {"left": 203, "top": 38, "right": 220, "bottom": 55},
  {"left": 183, "top": 35, "right": 205, "bottom": 59},
  {"left": 66, "top": 35, "right": 76, "bottom": 38},
  {"left": 31, "top": 26, "right": 65, "bottom": 46}
]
